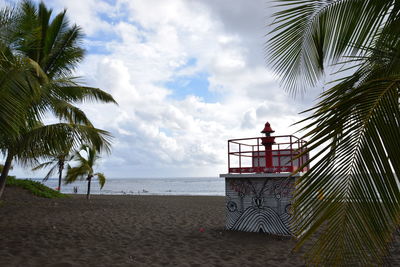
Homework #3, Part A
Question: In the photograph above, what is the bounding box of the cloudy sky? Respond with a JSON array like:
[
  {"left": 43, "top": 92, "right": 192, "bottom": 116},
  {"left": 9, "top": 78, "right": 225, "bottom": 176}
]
[{"left": 3, "top": 0, "right": 321, "bottom": 178}]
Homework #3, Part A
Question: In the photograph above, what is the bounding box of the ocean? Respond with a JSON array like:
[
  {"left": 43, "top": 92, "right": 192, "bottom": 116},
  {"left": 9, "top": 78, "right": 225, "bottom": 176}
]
[{"left": 26, "top": 177, "right": 225, "bottom": 196}]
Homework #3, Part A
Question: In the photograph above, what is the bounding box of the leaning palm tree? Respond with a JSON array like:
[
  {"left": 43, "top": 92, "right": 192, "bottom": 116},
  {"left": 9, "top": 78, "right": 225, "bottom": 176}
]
[
  {"left": 267, "top": 0, "right": 400, "bottom": 265},
  {"left": 65, "top": 144, "right": 106, "bottom": 200},
  {"left": 0, "top": 1, "right": 117, "bottom": 198}
]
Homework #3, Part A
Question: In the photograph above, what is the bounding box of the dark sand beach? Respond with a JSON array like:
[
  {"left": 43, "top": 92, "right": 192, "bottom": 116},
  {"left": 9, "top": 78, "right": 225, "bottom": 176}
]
[{"left": 1, "top": 187, "right": 399, "bottom": 267}]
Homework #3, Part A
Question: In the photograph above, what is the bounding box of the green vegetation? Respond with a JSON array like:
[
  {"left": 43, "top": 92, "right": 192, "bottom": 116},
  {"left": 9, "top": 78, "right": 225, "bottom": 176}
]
[
  {"left": 0, "top": 0, "right": 116, "bottom": 198},
  {"left": 6, "top": 176, "right": 66, "bottom": 199},
  {"left": 267, "top": 0, "right": 400, "bottom": 265}
]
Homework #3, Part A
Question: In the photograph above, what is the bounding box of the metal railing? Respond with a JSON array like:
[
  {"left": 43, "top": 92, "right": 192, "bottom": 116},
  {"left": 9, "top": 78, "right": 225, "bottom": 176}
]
[{"left": 227, "top": 135, "right": 309, "bottom": 174}]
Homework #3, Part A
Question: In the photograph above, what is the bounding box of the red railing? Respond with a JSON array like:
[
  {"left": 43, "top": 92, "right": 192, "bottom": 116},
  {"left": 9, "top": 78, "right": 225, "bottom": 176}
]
[{"left": 228, "top": 135, "right": 309, "bottom": 174}]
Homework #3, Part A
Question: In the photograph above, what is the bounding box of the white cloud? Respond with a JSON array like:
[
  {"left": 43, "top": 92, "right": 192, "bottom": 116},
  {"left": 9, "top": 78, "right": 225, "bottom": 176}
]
[
  {"left": 3, "top": 0, "right": 319, "bottom": 178},
  {"left": 51, "top": 0, "right": 116, "bottom": 36}
]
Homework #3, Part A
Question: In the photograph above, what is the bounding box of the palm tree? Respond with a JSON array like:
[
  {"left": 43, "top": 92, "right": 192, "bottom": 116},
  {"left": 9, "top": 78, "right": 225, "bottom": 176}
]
[
  {"left": 12, "top": 0, "right": 84, "bottom": 79},
  {"left": 0, "top": 119, "right": 113, "bottom": 197},
  {"left": 0, "top": 44, "right": 51, "bottom": 196},
  {"left": 32, "top": 145, "right": 74, "bottom": 191},
  {"left": 267, "top": 1, "right": 400, "bottom": 265},
  {"left": 0, "top": 40, "right": 44, "bottom": 139},
  {"left": 65, "top": 144, "right": 106, "bottom": 200},
  {"left": 0, "top": 1, "right": 117, "bottom": 198}
]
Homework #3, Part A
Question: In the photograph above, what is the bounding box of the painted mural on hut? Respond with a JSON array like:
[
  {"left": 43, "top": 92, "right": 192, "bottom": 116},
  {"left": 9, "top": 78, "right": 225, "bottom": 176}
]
[{"left": 225, "top": 177, "right": 295, "bottom": 236}]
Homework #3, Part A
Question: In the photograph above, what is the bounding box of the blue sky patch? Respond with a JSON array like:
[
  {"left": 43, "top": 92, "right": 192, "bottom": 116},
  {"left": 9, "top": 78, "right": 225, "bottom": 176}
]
[
  {"left": 165, "top": 72, "right": 219, "bottom": 103},
  {"left": 159, "top": 127, "right": 173, "bottom": 137},
  {"left": 84, "top": 38, "right": 113, "bottom": 55},
  {"left": 176, "top": 57, "right": 197, "bottom": 71}
]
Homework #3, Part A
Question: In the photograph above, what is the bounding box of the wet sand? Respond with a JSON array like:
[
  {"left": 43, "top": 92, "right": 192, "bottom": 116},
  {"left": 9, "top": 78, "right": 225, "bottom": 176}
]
[{"left": 1, "top": 186, "right": 398, "bottom": 266}]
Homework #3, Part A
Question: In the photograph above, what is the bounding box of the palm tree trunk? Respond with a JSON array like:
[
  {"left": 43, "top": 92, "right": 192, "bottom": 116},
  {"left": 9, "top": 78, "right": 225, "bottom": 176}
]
[
  {"left": 57, "top": 161, "right": 64, "bottom": 192},
  {"left": 87, "top": 176, "right": 92, "bottom": 200},
  {"left": 0, "top": 152, "right": 14, "bottom": 198}
]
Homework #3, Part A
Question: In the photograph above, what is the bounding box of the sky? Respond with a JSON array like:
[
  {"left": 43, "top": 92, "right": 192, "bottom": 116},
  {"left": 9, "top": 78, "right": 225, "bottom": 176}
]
[{"left": 3, "top": 0, "right": 321, "bottom": 178}]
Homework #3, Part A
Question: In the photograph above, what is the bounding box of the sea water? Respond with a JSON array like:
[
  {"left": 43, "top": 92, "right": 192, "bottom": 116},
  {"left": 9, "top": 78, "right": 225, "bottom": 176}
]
[{"left": 25, "top": 177, "right": 225, "bottom": 196}]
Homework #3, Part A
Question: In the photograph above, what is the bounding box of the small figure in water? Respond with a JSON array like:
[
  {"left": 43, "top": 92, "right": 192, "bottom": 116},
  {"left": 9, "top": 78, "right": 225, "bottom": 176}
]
[{"left": 73, "top": 186, "right": 78, "bottom": 194}]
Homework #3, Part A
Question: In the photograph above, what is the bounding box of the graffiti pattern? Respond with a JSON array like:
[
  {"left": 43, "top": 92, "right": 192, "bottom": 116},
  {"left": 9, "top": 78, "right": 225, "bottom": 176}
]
[{"left": 225, "top": 177, "right": 295, "bottom": 236}]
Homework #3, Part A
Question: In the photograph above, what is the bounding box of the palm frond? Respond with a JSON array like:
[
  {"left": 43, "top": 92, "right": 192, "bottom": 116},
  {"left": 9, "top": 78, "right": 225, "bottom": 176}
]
[
  {"left": 293, "top": 74, "right": 400, "bottom": 265},
  {"left": 95, "top": 172, "right": 106, "bottom": 189},
  {"left": 73, "top": 149, "right": 91, "bottom": 171},
  {"left": 65, "top": 165, "right": 89, "bottom": 184},
  {"left": 51, "top": 83, "right": 117, "bottom": 105},
  {"left": 31, "top": 160, "right": 56, "bottom": 171},
  {"left": 42, "top": 162, "right": 59, "bottom": 182},
  {"left": 11, "top": 122, "right": 112, "bottom": 167},
  {"left": 0, "top": 5, "right": 17, "bottom": 45},
  {"left": 267, "top": 0, "right": 394, "bottom": 94},
  {"left": 267, "top": 1, "right": 400, "bottom": 265},
  {"left": 50, "top": 99, "right": 93, "bottom": 126},
  {"left": 44, "top": 24, "right": 85, "bottom": 78},
  {"left": 0, "top": 48, "right": 44, "bottom": 137}
]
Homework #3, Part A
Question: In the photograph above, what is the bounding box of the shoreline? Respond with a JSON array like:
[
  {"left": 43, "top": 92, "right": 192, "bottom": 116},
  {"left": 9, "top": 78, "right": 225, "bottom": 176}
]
[
  {"left": 62, "top": 193, "right": 228, "bottom": 198},
  {"left": 27, "top": 177, "right": 225, "bottom": 197}
]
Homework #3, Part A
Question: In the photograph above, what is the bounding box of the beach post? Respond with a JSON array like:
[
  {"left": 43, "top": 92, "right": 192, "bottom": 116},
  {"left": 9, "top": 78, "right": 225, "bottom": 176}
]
[{"left": 220, "top": 122, "right": 309, "bottom": 236}]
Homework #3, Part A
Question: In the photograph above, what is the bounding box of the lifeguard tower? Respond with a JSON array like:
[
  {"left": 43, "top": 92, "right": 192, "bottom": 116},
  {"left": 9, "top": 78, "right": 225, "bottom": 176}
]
[{"left": 220, "top": 122, "right": 309, "bottom": 236}]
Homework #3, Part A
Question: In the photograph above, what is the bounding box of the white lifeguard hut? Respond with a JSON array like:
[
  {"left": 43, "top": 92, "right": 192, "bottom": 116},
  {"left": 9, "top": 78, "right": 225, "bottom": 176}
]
[{"left": 220, "top": 122, "right": 309, "bottom": 236}]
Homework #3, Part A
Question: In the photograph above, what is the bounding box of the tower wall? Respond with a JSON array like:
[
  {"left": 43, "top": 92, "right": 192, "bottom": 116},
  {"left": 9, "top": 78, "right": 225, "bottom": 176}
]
[{"left": 221, "top": 173, "right": 298, "bottom": 236}]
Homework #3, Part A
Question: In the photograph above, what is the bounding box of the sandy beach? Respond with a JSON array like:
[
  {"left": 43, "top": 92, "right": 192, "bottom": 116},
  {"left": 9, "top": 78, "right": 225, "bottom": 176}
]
[{"left": 1, "top": 187, "right": 400, "bottom": 267}]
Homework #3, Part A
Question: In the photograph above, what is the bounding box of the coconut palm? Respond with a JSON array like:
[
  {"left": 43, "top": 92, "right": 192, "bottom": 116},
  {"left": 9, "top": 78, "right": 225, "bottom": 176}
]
[
  {"left": 0, "top": 40, "right": 43, "bottom": 139},
  {"left": 0, "top": 1, "right": 117, "bottom": 198},
  {"left": 0, "top": 119, "right": 113, "bottom": 197},
  {"left": 0, "top": 43, "right": 51, "bottom": 196},
  {"left": 12, "top": 0, "right": 84, "bottom": 79},
  {"left": 267, "top": 0, "right": 400, "bottom": 265},
  {"left": 11, "top": 1, "right": 116, "bottom": 105},
  {"left": 32, "top": 144, "right": 74, "bottom": 191},
  {"left": 65, "top": 144, "right": 106, "bottom": 200}
]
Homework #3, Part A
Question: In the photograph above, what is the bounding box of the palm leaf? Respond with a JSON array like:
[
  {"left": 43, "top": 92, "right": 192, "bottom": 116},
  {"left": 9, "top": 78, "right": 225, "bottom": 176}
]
[
  {"left": 51, "top": 83, "right": 117, "bottom": 105},
  {"left": 44, "top": 24, "right": 85, "bottom": 78},
  {"left": 32, "top": 159, "right": 58, "bottom": 182},
  {"left": 0, "top": 48, "right": 44, "bottom": 137},
  {"left": 267, "top": 0, "right": 394, "bottom": 94},
  {"left": 293, "top": 75, "right": 400, "bottom": 265},
  {"left": 11, "top": 122, "right": 112, "bottom": 167},
  {"left": 65, "top": 164, "right": 89, "bottom": 184},
  {"left": 50, "top": 99, "right": 93, "bottom": 126},
  {"left": 31, "top": 160, "right": 56, "bottom": 171},
  {"left": 267, "top": 0, "right": 400, "bottom": 265},
  {"left": 95, "top": 172, "right": 106, "bottom": 189}
]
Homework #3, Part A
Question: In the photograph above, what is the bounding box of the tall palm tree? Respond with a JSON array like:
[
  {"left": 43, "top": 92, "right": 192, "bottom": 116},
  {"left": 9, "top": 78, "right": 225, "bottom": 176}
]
[
  {"left": 0, "top": 1, "right": 117, "bottom": 198},
  {"left": 65, "top": 144, "right": 106, "bottom": 200},
  {"left": 0, "top": 43, "right": 51, "bottom": 196},
  {"left": 267, "top": 0, "right": 400, "bottom": 265}
]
